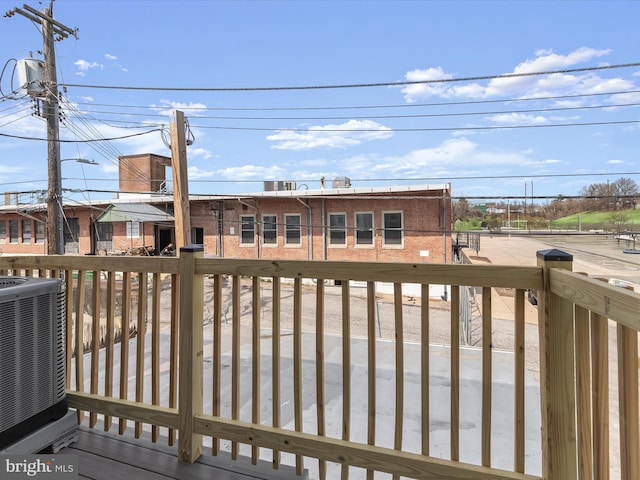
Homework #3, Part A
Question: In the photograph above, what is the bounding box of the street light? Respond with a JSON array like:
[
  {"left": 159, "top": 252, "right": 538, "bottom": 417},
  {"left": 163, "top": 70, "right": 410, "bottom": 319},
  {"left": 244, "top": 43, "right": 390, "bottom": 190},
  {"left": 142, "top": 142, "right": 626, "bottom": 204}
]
[
  {"left": 61, "top": 158, "right": 99, "bottom": 165},
  {"left": 51, "top": 158, "right": 99, "bottom": 255}
]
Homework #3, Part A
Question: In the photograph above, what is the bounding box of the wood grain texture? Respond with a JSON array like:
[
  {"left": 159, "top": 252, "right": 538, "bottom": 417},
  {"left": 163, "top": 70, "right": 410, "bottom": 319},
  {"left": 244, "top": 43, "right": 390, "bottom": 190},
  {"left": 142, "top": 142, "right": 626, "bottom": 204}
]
[
  {"left": 537, "top": 257, "right": 577, "bottom": 480},
  {"left": 195, "top": 258, "right": 542, "bottom": 289},
  {"left": 194, "top": 415, "right": 541, "bottom": 480}
]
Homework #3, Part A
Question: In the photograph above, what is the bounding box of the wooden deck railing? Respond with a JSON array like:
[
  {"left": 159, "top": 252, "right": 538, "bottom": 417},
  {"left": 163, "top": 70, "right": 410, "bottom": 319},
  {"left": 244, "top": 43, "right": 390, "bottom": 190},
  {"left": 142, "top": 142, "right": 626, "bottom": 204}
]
[{"left": 1, "top": 246, "right": 638, "bottom": 480}]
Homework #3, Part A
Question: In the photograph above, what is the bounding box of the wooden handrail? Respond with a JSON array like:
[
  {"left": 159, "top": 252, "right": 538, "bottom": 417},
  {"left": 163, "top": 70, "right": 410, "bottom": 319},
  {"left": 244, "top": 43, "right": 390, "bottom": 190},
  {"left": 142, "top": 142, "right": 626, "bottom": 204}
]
[{"left": 17, "top": 248, "right": 640, "bottom": 479}]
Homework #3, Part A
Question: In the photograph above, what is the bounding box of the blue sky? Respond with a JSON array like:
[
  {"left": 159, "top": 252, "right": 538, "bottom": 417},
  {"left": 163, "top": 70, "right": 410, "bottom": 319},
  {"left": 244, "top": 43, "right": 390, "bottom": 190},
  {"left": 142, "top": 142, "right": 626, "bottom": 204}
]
[{"left": 1, "top": 0, "right": 640, "bottom": 205}]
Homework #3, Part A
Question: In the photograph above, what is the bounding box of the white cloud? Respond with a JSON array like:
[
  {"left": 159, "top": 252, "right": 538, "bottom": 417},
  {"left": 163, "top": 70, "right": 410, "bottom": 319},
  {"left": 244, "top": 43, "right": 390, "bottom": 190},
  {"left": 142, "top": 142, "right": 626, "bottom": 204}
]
[
  {"left": 313, "top": 136, "right": 566, "bottom": 182},
  {"left": 401, "top": 47, "right": 624, "bottom": 102},
  {"left": 217, "top": 164, "right": 286, "bottom": 180},
  {"left": 607, "top": 159, "right": 624, "bottom": 164},
  {"left": 0, "top": 165, "right": 26, "bottom": 174},
  {"left": 150, "top": 100, "right": 208, "bottom": 117},
  {"left": 266, "top": 120, "right": 393, "bottom": 151},
  {"left": 104, "top": 53, "right": 118, "bottom": 61},
  {"left": 189, "top": 147, "right": 213, "bottom": 160},
  {"left": 187, "top": 166, "right": 215, "bottom": 179},
  {"left": 488, "top": 113, "right": 550, "bottom": 125},
  {"left": 74, "top": 59, "right": 103, "bottom": 71}
]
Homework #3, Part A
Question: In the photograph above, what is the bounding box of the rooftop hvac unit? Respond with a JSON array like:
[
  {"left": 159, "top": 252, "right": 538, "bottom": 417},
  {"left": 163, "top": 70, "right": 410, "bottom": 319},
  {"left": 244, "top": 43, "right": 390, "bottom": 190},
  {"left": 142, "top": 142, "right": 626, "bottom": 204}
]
[
  {"left": 264, "top": 181, "right": 280, "bottom": 191},
  {"left": 264, "top": 181, "right": 297, "bottom": 191},
  {"left": 0, "top": 276, "right": 67, "bottom": 450},
  {"left": 16, "top": 58, "right": 46, "bottom": 97},
  {"left": 332, "top": 176, "right": 352, "bottom": 189}
]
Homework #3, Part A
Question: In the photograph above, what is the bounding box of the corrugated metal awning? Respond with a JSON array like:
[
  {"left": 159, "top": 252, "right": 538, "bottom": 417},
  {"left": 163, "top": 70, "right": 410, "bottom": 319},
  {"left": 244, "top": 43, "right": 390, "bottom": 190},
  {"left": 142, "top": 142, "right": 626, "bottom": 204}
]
[{"left": 95, "top": 204, "right": 174, "bottom": 223}]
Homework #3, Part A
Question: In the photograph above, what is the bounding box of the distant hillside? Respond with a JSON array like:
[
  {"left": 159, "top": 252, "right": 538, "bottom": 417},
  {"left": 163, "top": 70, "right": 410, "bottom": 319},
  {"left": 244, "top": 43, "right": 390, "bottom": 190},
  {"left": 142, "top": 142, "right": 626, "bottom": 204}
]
[{"left": 552, "top": 209, "right": 640, "bottom": 231}]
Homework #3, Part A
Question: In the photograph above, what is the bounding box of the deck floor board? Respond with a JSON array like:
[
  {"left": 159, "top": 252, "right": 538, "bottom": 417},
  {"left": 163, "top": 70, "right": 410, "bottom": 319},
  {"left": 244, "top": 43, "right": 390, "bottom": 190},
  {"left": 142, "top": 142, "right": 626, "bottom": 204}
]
[{"left": 60, "top": 427, "right": 306, "bottom": 480}]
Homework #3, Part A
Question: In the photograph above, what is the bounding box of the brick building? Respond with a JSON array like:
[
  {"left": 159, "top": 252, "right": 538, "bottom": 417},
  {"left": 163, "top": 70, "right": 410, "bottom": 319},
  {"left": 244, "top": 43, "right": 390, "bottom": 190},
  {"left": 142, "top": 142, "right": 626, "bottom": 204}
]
[{"left": 0, "top": 154, "right": 453, "bottom": 265}]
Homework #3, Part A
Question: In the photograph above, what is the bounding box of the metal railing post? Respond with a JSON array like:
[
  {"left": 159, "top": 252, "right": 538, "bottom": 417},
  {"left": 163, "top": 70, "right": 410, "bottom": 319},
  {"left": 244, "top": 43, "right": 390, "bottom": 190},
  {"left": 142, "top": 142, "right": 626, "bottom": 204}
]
[
  {"left": 178, "top": 245, "right": 204, "bottom": 462},
  {"left": 537, "top": 249, "right": 577, "bottom": 479}
]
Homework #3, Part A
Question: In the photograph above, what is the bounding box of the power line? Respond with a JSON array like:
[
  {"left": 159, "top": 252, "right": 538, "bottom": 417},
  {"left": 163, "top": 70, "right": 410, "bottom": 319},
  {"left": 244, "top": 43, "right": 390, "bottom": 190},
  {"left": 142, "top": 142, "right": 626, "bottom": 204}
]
[
  {"left": 58, "top": 62, "right": 640, "bottom": 92},
  {"left": 0, "top": 128, "right": 163, "bottom": 142},
  {"left": 69, "top": 101, "right": 640, "bottom": 122},
  {"left": 190, "top": 119, "right": 640, "bottom": 132},
  {"left": 67, "top": 89, "right": 640, "bottom": 112}
]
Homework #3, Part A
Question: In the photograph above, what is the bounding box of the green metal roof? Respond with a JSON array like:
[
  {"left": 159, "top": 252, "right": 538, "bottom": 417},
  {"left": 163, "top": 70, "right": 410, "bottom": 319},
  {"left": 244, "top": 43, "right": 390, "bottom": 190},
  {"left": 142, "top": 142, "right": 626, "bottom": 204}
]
[{"left": 95, "top": 203, "right": 174, "bottom": 223}]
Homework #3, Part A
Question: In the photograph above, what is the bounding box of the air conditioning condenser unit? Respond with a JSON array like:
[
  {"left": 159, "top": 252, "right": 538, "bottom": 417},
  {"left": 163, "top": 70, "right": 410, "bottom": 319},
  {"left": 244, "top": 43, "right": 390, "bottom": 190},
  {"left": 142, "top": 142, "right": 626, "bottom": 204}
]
[{"left": 0, "top": 276, "right": 67, "bottom": 450}]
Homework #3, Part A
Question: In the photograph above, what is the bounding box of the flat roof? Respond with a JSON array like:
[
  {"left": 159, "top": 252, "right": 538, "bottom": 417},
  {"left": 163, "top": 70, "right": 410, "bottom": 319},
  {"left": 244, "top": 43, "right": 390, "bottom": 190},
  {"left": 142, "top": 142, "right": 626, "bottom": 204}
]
[{"left": 0, "top": 183, "right": 451, "bottom": 211}]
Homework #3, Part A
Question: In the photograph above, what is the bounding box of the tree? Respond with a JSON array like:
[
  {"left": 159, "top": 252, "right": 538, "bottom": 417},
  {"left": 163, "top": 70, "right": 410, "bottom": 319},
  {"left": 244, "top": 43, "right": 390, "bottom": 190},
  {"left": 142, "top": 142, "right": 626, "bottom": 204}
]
[
  {"left": 453, "top": 198, "right": 470, "bottom": 221},
  {"left": 579, "top": 177, "right": 638, "bottom": 212},
  {"left": 612, "top": 177, "right": 639, "bottom": 209},
  {"left": 609, "top": 210, "right": 630, "bottom": 233}
]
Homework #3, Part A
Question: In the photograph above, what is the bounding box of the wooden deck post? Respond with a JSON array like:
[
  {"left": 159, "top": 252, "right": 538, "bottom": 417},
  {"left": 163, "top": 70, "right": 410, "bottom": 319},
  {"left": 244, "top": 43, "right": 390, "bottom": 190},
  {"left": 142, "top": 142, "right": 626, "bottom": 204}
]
[
  {"left": 178, "top": 245, "right": 204, "bottom": 462},
  {"left": 537, "top": 249, "right": 577, "bottom": 480}
]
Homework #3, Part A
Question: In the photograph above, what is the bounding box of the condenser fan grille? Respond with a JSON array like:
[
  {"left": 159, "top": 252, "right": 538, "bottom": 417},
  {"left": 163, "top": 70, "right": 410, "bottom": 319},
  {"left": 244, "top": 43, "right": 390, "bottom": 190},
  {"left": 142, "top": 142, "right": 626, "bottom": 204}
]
[{"left": 0, "top": 278, "right": 27, "bottom": 289}]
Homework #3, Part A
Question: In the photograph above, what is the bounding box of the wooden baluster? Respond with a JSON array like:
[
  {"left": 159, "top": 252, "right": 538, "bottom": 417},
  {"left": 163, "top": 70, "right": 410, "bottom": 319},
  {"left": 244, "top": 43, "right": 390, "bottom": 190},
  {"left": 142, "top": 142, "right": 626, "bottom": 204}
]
[
  {"left": 251, "top": 276, "right": 261, "bottom": 464},
  {"left": 341, "top": 281, "right": 351, "bottom": 480},
  {"left": 119, "top": 272, "right": 131, "bottom": 435},
  {"left": 514, "top": 289, "right": 526, "bottom": 473},
  {"left": 575, "top": 303, "right": 593, "bottom": 479},
  {"left": 210, "top": 273, "right": 222, "bottom": 454},
  {"left": 231, "top": 275, "right": 240, "bottom": 460},
  {"left": 393, "top": 283, "right": 404, "bottom": 480},
  {"left": 168, "top": 273, "right": 179, "bottom": 446},
  {"left": 151, "top": 272, "right": 161, "bottom": 442},
  {"left": 366, "top": 281, "right": 376, "bottom": 480},
  {"left": 104, "top": 271, "right": 115, "bottom": 432},
  {"left": 450, "top": 285, "right": 460, "bottom": 462},
  {"left": 316, "top": 279, "right": 326, "bottom": 480},
  {"left": 135, "top": 272, "right": 147, "bottom": 438},
  {"left": 421, "top": 284, "right": 430, "bottom": 457},
  {"left": 75, "top": 269, "right": 86, "bottom": 424},
  {"left": 293, "top": 277, "right": 304, "bottom": 475},
  {"left": 89, "top": 270, "right": 101, "bottom": 428},
  {"left": 482, "top": 286, "right": 492, "bottom": 467},
  {"left": 272, "top": 276, "right": 281, "bottom": 469}
]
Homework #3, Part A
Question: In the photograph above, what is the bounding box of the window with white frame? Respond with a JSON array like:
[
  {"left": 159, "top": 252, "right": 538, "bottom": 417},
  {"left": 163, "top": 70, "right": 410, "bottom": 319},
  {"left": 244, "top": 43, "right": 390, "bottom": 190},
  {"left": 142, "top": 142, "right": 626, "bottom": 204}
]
[
  {"left": 240, "top": 215, "right": 255, "bottom": 245},
  {"left": 383, "top": 211, "right": 403, "bottom": 246},
  {"left": 126, "top": 221, "right": 140, "bottom": 238},
  {"left": 355, "top": 212, "right": 373, "bottom": 246},
  {"left": 284, "top": 214, "right": 301, "bottom": 246},
  {"left": 328, "top": 213, "right": 346, "bottom": 246},
  {"left": 262, "top": 215, "right": 277, "bottom": 245}
]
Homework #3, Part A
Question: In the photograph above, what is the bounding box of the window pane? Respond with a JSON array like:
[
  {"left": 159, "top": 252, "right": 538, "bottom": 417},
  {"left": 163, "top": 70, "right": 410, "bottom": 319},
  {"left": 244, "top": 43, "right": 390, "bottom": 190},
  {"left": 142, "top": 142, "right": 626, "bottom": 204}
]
[
  {"left": 21, "top": 220, "right": 31, "bottom": 242},
  {"left": 0, "top": 221, "right": 5, "bottom": 243},
  {"left": 383, "top": 212, "right": 402, "bottom": 245},
  {"left": 126, "top": 221, "right": 139, "bottom": 239},
  {"left": 9, "top": 220, "right": 18, "bottom": 243},
  {"left": 191, "top": 227, "right": 204, "bottom": 244},
  {"left": 263, "top": 215, "right": 277, "bottom": 244},
  {"left": 240, "top": 216, "right": 255, "bottom": 244},
  {"left": 35, "top": 221, "right": 45, "bottom": 243},
  {"left": 285, "top": 215, "right": 301, "bottom": 244},
  {"left": 329, "top": 214, "right": 346, "bottom": 245},
  {"left": 355, "top": 213, "right": 373, "bottom": 245},
  {"left": 96, "top": 222, "right": 113, "bottom": 241}
]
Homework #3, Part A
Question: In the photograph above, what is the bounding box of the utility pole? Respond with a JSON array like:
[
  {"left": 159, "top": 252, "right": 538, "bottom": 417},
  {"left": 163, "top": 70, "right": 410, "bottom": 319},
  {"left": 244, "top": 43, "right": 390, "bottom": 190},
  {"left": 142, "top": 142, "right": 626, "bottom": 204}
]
[
  {"left": 6, "top": 3, "right": 77, "bottom": 255},
  {"left": 170, "top": 110, "right": 191, "bottom": 254}
]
